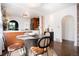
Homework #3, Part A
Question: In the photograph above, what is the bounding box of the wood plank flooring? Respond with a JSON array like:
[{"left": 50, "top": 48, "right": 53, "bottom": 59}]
[
  {"left": 53, "top": 40, "right": 78, "bottom": 56},
  {"left": 1, "top": 40, "right": 79, "bottom": 56}
]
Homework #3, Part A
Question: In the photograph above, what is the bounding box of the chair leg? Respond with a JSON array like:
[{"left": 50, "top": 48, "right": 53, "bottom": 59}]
[{"left": 46, "top": 47, "right": 48, "bottom": 56}]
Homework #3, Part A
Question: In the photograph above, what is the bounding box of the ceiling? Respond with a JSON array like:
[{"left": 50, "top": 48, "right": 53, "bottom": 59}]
[{"left": 1, "top": 3, "right": 75, "bottom": 18}]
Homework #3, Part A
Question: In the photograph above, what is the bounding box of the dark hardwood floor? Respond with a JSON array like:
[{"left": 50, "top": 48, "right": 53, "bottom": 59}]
[
  {"left": 53, "top": 40, "right": 78, "bottom": 56},
  {"left": 1, "top": 40, "right": 79, "bottom": 56}
]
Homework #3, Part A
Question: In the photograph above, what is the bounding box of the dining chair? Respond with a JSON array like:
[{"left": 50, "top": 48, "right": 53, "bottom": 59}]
[
  {"left": 3, "top": 32, "right": 26, "bottom": 56},
  {"left": 30, "top": 36, "right": 51, "bottom": 56}
]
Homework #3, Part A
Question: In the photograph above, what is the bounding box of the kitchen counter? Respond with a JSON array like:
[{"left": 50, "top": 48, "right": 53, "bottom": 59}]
[
  {"left": 3, "top": 30, "right": 25, "bottom": 32},
  {"left": 3, "top": 30, "right": 39, "bottom": 34}
]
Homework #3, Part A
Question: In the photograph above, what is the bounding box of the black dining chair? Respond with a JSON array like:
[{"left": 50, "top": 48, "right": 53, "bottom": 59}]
[{"left": 30, "top": 36, "right": 51, "bottom": 56}]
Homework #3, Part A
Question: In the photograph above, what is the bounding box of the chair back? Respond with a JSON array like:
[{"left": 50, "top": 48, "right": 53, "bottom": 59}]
[
  {"left": 3, "top": 31, "right": 25, "bottom": 47},
  {"left": 37, "top": 36, "right": 51, "bottom": 48}
]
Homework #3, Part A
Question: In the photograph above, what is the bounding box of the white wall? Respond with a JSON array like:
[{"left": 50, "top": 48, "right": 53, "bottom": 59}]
[
  {"left": 8, "top": 16, "right": 31, "bottom": 31},
  {"left": 0, "top": 4, "right": 4, "bottom": 55},
  {"left": 43, "top": 4, "right": 77, "bottom": 46}
]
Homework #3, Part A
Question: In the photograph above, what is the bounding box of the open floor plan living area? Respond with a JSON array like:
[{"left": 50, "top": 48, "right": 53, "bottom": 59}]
[{"left": 0, "top": 3, "right": 79, "bottom": 56}]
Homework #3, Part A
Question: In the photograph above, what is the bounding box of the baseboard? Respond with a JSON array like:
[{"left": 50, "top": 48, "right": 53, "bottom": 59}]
[{"left": 62, "top": 39, "right": 74, "bottom": 42}]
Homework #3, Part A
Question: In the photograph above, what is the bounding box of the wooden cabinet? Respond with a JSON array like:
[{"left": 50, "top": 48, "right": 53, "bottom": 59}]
[{"left": 30, "top": 18, "right": 39, "bottom": 30}]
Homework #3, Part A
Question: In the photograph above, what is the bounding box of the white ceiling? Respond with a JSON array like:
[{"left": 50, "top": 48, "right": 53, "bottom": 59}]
[{"left": 1, "top": 3, "right": 75, "bottom": 18}]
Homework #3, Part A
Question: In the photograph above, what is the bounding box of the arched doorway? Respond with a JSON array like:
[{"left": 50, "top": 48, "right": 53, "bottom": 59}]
[
  {"left": 62, "top": 15, "right": 75, "bottom": 42},
  {"left": 8, "top": 20, "right": 19, "bottom": 30}
]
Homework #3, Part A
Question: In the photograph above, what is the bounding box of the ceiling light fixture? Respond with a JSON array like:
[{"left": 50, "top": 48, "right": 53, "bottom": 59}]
[{"left": 22, "top": 11, "right": 30, "bottom": 18}]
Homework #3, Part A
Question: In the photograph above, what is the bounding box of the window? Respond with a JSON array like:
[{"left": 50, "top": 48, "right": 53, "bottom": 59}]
[
  {"left": 9, "top": 22, "right": 15, "bottom": 30},
  {"left": 8, "top": 20, "right": 18, "bottom": 30}
]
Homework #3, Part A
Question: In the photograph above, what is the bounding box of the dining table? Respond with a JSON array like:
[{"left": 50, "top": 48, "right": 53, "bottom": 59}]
[{"left": 16, "top": 34, "right": 50, "bottom": 56}]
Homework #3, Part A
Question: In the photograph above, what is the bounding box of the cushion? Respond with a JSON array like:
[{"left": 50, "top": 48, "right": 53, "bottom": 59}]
[{"left": 31, "top": 46, "right": 46, "bottom": 54}]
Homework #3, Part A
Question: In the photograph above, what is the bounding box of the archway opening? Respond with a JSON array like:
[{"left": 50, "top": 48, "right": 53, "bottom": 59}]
[{"left": 62, "top": 15, "right": 75, "bottom": 42}]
